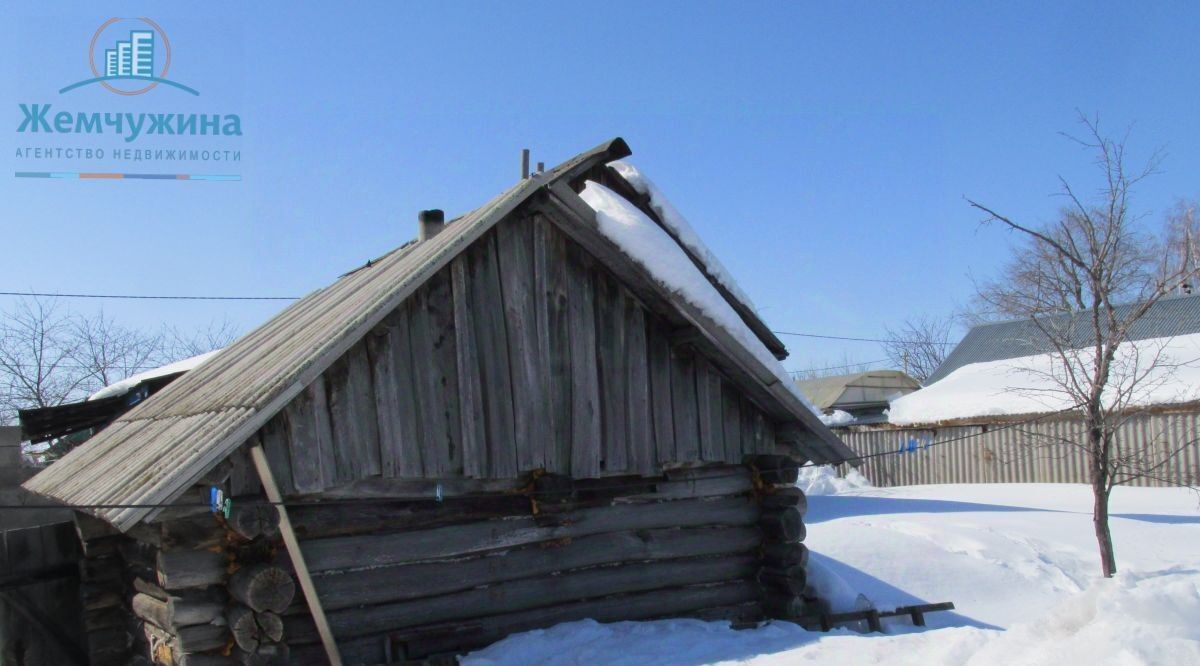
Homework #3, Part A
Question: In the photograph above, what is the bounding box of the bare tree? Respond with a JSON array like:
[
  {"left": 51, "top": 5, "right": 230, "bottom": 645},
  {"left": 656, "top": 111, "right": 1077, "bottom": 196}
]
[
  {"left": 0, "top": 298, "right": 236, "bottom": 430},
  {"left": 71, "top": 309, "right": 162, "bottom": 390},
  {"left": 160, "top": 318, "right": 237, "bottom": 360},
  {"left": 0, "top": 298, "right": 88, "bottom": 423},
  {"left": 968, "top": 114, "right": 1198, "bottom": 577},
  {"left": 882, "top": 315, "right": 955, "bottom": 383},
  {"left": 1163, "top": 199, "right": 1200, "bottom": 294}
]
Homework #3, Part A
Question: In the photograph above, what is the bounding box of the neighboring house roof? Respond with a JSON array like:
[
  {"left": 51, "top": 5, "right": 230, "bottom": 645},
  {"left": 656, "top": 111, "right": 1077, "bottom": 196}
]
[
  {"left": 19, "top": 351, "right": 220, "bottom": 444},
  {"left": 796, "top": 370, "right": 921, "bottom": 411},
  {"left": 889, "top": 333, "right": 1200, "bottom": 426},
  {"left": 927, "top": 293, "right": 1200, "bottom": 384},
  {"left": 26, "top": 138, "right": 855, "bottom": 531}
]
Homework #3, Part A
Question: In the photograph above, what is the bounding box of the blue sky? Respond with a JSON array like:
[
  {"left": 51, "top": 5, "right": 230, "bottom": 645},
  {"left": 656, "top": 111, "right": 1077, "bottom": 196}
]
[{"left": 2, "top": 1, "right": 1197, "bottom": 375}]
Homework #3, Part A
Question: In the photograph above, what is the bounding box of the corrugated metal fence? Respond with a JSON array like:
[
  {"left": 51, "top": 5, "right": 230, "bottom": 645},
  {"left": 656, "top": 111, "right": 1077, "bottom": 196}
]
[{"left": 839, "top": 411, "right": 1200, "bottom": 488}]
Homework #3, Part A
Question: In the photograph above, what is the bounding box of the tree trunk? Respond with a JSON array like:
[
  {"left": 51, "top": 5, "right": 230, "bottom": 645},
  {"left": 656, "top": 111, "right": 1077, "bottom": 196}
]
[{"left": 1089, "top": 426, "right": 1118, "bottom": 578}]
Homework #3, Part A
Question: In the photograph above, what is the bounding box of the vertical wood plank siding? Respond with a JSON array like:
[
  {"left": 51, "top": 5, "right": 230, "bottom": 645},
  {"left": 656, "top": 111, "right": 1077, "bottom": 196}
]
[
  {"left": 839, "top": 412, "right": 1200, "bottom": 488},
  {"left": 256, "top": 220, "right": 793, "bottom": 492}
]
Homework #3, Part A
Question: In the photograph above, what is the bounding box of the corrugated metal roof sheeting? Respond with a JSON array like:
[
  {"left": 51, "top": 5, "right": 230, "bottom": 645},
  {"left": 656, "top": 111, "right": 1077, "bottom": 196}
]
[
  {"left": 25, "top": 177, "right": 537, "bottom": 530},
  {"left": 929, "top": 294, "right": 1200, "bottom": 384},
  {"left": 840, "top": 411, "right": 1200, "bottom": 488}
]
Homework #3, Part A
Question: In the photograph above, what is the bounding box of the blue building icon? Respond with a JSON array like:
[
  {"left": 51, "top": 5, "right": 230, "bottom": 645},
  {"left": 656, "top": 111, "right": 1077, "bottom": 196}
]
[
  {"left": 61, "top": 20, "right": 198, "bottom": 95},
  {"left": 105, "top": 30, "right": 154, "bottom": 78}
]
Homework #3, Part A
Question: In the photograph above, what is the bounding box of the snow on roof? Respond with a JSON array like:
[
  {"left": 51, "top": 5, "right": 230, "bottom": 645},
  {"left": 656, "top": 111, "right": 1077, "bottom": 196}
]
[
  {"left": 578, "top": 179, "right": 822, "bottom": 417},
  {"left": 88, "top": 350, "right": 221, "bottom": 401},
  {"left": 608, "top": 160, "right": 758, "bottom": 311},
  {"left": 889, "top": 333, "right": 1200, "bottom": 425}
]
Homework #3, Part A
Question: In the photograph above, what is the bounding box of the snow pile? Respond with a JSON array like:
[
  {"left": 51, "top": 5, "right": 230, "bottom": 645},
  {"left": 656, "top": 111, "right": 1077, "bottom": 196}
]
[
  {"left": 797, "top": 464, "right": 872, "bottom": 496},
  {"left": 579, "top": 180, "right": 821, "bottom": 417},
  {"left": 819, "top": 409, "right": 854, "bottom": 426},
  {"left": 609, "top": 161, "right": 758, "bottom": 310},
  {"left": 890, "top": 333, "right": 1200, "bottom": 425},
  {"left": 965, "top": 570, "right": 1200, "bottom": 666},
  {"left": 464, "top": 483, "right": 1200, "bottom": 665},
  {"left": 88, "top": 350, "right": 221, "bottom": 401}
]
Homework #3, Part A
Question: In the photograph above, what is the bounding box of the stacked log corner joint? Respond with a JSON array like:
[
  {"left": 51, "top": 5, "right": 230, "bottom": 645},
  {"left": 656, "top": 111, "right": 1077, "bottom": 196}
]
[
  {"left": 748, "top": 454, "right": 822, "bottom": 625},
  {"left": 73, "top": 486, "right": 296, "bottom": 666}
]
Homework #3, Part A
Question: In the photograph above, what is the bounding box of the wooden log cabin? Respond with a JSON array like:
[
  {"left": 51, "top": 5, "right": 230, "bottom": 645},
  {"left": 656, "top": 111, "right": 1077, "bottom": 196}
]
[{"left": 23, "top": 138, "right": 858, "bottom": 665}]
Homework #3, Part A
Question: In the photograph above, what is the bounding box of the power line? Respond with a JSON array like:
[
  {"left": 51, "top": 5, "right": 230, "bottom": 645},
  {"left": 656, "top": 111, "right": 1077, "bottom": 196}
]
[
  {"left": 1, "top": 291, "right": 956, "bottom": 348},
  {"left": 789, "top": 358, "right": 891, "bottom": 375},
  {"left": 773, "top": 330, "right": 955, "bottom": 346},
  {"left": 0, "top": 291, "right": 297, "bottom": 301},
  {"left": 0, "top": 407, "right": 1081, "bottom": 511}
]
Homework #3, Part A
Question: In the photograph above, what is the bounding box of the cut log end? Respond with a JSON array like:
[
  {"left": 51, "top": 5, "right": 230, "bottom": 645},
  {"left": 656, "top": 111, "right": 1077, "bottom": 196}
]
[{"left": 230, "top": 563, "right": 296, "bottom": 614}]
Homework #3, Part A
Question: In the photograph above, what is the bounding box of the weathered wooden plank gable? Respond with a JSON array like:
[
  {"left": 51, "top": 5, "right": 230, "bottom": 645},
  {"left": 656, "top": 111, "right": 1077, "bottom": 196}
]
[
  {"left": 368, "top": 310, "right": 423, "bottom": 478},
  {"left": 566, "top": 243, "right": 602, "bottom": 478},
  {"left": 245, "top": 205, "right": 794, "bottom": 491},
  {"left": 695, "top": 358, "right": 723, "bottom": 462},
  {"left": 624, "top": 297, "right": 653, "bottom": 475},
  {"left": 328, "top": 342, "right": 382, "bottom": 480},
  {"left": 595, "top": 272, "right": 629, "bottom": 474},
  {"left": 671, "top": 346, "right": 701, "bottom": 462},
  {"left": 739, "top": 396, "right": 756, "bottom": 460},
  {"left": 451, "top": 257, "right": 487, "bottom": 478},
  {"left": 259, "top": 424, "right": 294, "bottom": 496},
  {"left": 720, "top": 382, "right": 743, "bottom": 464},
  {"left": 409, "top": 287, "right": 452, "bottom": 476},
  {"left": 646, "top": 319, "right": 676, "bottom": 464},
  {"left": 425, "top": 269, "right": 462, "bottom": 476},
  {"left": 495, "top": 215, "right": 545, "bottom": 473},
  {"left": 466, "top": 232, "right": 518, "bottom": 478},
  {"left": 282, "top": 382, "right": 330, "bottom": 493},
  {"left": 534, "top": 216, "right": 572, "bottom": 475}
]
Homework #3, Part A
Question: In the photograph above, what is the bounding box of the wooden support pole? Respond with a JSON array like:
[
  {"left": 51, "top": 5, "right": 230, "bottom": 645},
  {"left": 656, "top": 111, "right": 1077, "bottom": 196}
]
[{"left": 249, "top": 444, "right": 343, "bottom": 666}]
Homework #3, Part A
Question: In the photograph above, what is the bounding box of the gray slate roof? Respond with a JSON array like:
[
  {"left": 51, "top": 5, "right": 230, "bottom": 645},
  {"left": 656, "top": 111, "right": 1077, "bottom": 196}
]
[
  {"left": 26, "top": 138, "right": 855, "bottom": 531},
  {"left": 928, "top": 293, "right": 1200, "bottom": 384}
]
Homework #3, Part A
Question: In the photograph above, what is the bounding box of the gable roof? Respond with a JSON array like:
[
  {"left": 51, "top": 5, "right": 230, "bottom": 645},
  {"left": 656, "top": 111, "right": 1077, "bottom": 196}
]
[
  {"left": 927, "top": 293, "right": 1200, "bottom": 384},
  {"left": 796, "top": 370, "right": 920, "bottom": 411},
  {"left": 26, "top": 138, "right": 854, "bottom": 531}
]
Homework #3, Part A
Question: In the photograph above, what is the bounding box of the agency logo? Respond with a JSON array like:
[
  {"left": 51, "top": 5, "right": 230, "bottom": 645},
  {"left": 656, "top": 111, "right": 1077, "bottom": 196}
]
[{"left": 59, "top": 18, "right": 198, "bottom": 96}]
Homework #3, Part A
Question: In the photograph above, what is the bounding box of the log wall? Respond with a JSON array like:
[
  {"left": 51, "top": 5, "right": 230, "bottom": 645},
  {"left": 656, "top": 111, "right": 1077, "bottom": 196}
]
[
  {"left": 279, "top": 462, "right": 805, "bottom": 663},
  {"left": 70, "top": 459, "right": 815, "bottom": 664},
  {"left": 254, "top": 216, "right": 779, "bottom": 496}
]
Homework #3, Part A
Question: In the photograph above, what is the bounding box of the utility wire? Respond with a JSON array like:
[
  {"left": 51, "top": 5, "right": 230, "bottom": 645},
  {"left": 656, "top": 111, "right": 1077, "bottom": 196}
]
[
  {"left": 789, "top": 358, "right": 891, "bottom": 375},
  {"left": 0, "top": 407, "right": 1082, "bottom": 511},
  {"left": 2, "top": 291, "right": 954, "bottom": 349},
  {"left": 773, "top": 330, "right": 955, "bottom": 346}
]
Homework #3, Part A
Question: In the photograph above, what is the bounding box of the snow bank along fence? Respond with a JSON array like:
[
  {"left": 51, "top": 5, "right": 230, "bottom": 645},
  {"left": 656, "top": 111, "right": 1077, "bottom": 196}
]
[
  {"left": 23, "top": 138, "right": 854, "bottom": 664},
  {"left": 838, "top": 409, "right": 1200, "bottom": 487}
]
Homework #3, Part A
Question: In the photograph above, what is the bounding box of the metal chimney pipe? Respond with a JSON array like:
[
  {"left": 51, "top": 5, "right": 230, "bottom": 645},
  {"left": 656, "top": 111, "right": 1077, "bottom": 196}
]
[
  {"left": 418, "top": 209, "right": 445, "bottom": 242},
  {"left": 521, "top": 149, "right": 530, "bottom": 179}
]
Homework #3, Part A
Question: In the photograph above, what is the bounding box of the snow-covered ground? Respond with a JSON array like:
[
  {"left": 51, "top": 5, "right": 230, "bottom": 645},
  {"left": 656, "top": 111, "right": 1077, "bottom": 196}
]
[{"left": 464, "top": 471, "right": 1200, "bottom": 665}]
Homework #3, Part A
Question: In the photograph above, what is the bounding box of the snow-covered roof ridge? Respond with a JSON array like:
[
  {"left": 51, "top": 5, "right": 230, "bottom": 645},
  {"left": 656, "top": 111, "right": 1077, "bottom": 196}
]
[
  {"left": 609, "top": 161, "right": 758, "bottom": 310},
  {"left": 88, "top": 350, "right": 221, "bottom": 401},
  {"left": 578, "top": 180, "right": 823, "bottom": 418},
  {"left": 607, "top": 161, "right": 787, "bottom": 360},
  {"left": 889, "top": 333, "right": 1200, "bottom": 425}
]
